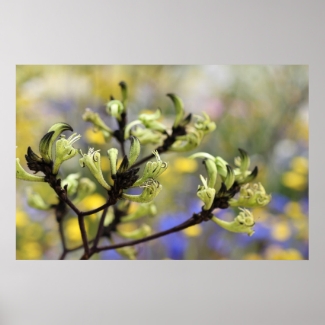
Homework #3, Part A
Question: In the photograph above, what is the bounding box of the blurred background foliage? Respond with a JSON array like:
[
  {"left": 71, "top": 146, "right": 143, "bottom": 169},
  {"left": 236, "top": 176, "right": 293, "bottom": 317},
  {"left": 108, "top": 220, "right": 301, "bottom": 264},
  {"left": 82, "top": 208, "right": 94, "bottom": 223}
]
[{"left": 16, "top": 65, "right": 308, "bottom": 260}]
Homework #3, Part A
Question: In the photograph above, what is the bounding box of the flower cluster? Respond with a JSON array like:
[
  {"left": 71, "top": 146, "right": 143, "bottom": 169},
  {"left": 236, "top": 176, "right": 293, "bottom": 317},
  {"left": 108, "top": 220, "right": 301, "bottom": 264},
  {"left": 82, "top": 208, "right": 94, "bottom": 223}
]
[
  {"left": 16, "top": 81, "right": 272, "bottom": 261},
  {"left": 79, "top": 136, "right": 168, "bottom": 204},
  {"left": 16, "top": 122, "right": 81, "bottom": 181},
  {"left": 83, "top": 83, "right": 216, "bottom": 152},
  {"left": 190, "top": 148, "right": 271, "bottom": 236}
]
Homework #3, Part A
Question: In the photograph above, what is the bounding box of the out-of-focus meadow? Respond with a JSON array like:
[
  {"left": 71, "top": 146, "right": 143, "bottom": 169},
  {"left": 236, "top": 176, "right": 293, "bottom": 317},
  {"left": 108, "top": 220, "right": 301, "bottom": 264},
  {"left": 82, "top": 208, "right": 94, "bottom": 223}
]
[{"left": 16, "top": 65, "right": 308, "bottom": 260}]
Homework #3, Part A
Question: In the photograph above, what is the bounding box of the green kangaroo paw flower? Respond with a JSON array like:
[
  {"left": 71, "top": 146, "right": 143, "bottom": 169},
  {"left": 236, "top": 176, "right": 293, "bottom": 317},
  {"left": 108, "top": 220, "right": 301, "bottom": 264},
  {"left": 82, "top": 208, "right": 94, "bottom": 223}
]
[
  {"left": 139, "top": 108, "right": 162, "bottom": 122},
  {"left": 194, "top": 112, "right": 216, "bottom": 133},
  {"left": 243, "top": 166, "right": 258, "bottom": 184},
  {"left": 235, "top": 148, "right": 251, "bottom": 172},
  {"left": 119, "top": 81, "right": 128, "bottom": 107},
  {"left": 138, "top": 108, "right": 167, "bottom": 132},
  {"left": 229, "top": 183, "right": 272, "bottom": 208},
  {"left": 82, "top": 108, "right": 113, "bottom": 138},
  {"left": 215, "top": 156, "right": 229, "bottom": 178},
  {"left": 39, "top": 122, "right": 73, "bottom": 163},
  {"left": 167, "top": 93, "right": 185, "bottom": 128},
  {"left": 79, "top": 148, "right": 111, "bottom": 190},
  {"left": 169, "top": 129, "right": 203, "bottom": 152},
  {"left": 211, "top": 208, "right": 255, "bottom": 236},
  {"left": 106, "top": 99, "right": 125, "bottom": 121},
  {"left": 132, "top": 151, "right": 167, "bottom": 187},
  {"left": 122, "top": 179, "right": 162, "bottom": 203},
  {"left": 107, "top": 148, "right": 119, "bottom": 179},
  {"left": 236, "top": 166, "right": 259, "bottom": 185},
  {"left": 197, "top": 175, "right": 216, "bottom": 210},
  {"left": 203, "top": 158, "right": 218, "bottom": 188},
  {"left": 128, "top": 136, "right": 141, "bottom": 168},
  {"left": 52, "top": 133, "right": 81, "bottom": 174},
  {"left": 47, "top": 123, "right": 73, "bottom": 154},
  {"left": 16, "top": 158, "right": 45, "bottom": 182},
  {"left": 130, "top": 126, "right": 162, "bottom": 145},
  {"left": 178, "top": 113, "right": 192, "bottom": 127},
  {"left": 39, "top": 131, "right": 55, "bottom": 163},
  {"left": 124, "top": 120, "right": 142, "bottom": 139},
  {"left": 224, "top": 165, "right": 235, "bottom": 190}
]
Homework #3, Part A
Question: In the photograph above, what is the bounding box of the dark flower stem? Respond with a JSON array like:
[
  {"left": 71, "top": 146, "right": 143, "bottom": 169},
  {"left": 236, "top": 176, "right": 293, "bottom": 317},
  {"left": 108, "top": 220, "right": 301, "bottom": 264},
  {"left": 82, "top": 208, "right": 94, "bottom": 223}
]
[
  {"left": 79, "top": 209, "right": 212, "bottom": 259},
  {"left": 58, "top": 221, "right": 68, "bottom": 260},
  {"left": 95, "top": 216, "right": 198, "bottom": 253},
  {"left": 92, "top": 205, "right": 109, "bottom": 249},
  {"left": 78, "top": 214, "right": 90, "bottom": 257},
  {"left": 52, "top": 189, "right": 90, "bottom": 257}
]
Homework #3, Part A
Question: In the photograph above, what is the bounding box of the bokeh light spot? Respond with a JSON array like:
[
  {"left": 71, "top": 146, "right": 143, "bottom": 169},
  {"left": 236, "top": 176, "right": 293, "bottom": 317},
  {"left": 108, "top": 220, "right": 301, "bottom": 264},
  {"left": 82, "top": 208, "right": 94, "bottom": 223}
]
[
  {"left": 173, "top": 157, "right": 198, "bottom": 173},
  {"left": 183, "top": 224, "right": 202, "bottom": 237},
  {"left": 84, "top": 128, "right": 106, "bottom": 144},
  {"left": 271, "top": 221, "right": 291, "bottom": 241},
  {"left": 282, "top": 171, "right": 306, "bottom": 191}
]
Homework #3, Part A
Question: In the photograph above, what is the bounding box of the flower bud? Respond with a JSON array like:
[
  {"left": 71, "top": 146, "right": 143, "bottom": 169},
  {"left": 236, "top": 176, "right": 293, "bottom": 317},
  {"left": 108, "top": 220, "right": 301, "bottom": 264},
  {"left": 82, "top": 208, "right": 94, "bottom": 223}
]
[
  {"left": 132, "top": 151, "right": 167, "bottom": 187},
  {"left": 203, "top": 158, "right": 218, "bottom": 188},
  {"left": 169, "top": 128, "right": 203, "bottom": 152},
  {"left": 215, "top": 156, "right": 229, "bottom": 178},
  {"left": 122, "top": 179, "right": 162, "bottom": 203},
  {"left": 211, "top": 208, "right": 255, "bottom": 236},
  {"left": 167, "top": 93, "right": 185, "bottom": 128},
  {"left": 124, "top": 120, "right": 142, "bottom": 139},
  {"left": 235, "top": 148, "right": 250, "bottom": 172},
  {"left": 194, "top": 112, "right": 216, "bottom": 134},
  {"left": 39, "top": 123, "right": 73, "bottom": 164},
  {"left": 106, "top": 99, "right": 125, "bottom": 121},
  {"left": 79, "top": 148, "right": 111, "bottom": 190},
  {"left": 224, "top": 165, "right": 235, "bottom": 190},
  {"left": 107, "top": 148, "right": 119, "bottom": 179},
  {"left": 82, "top": 108, "right": 113, "bottom": 140},
  {"left": 128, "top": 136, "right": 141, "bottom": 167},
  {"left": 237, "top": 166, "right": 259, "bottom": 185},
  {"left": 129, "top": 126, "right": 162, "bottom": 145},
  {"left": 138, "top": 108, "right": 166, "bottom": 132},
  {"left": 52, "top": 133, "right": 81, "bottom": 174},
  {"left": 229, "top": 183, "right": 271, "bottom": 208},
  {"left": 197, "top": 175, "right": 216, "bottom": 210},
  {"left": 39, "top": 131, "right": 55, "bottom": 164},
  {"left": 119, "top": 81, "right": 128, "bottom": 107}
]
